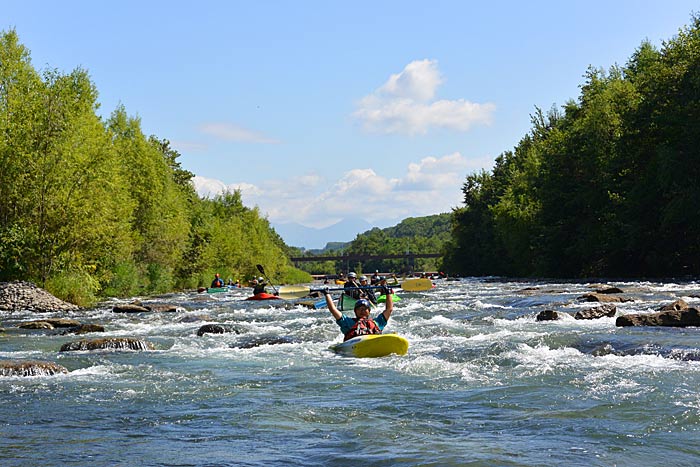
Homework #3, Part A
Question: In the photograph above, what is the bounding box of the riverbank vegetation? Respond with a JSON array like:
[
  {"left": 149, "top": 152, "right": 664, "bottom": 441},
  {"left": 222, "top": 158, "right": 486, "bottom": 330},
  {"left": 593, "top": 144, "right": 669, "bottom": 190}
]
[
  {"left": 0, "top": 29, "right": 309, "bottom": 305},
  {"left": 443, "top": 14, "right": 700, "bottom": 278}
]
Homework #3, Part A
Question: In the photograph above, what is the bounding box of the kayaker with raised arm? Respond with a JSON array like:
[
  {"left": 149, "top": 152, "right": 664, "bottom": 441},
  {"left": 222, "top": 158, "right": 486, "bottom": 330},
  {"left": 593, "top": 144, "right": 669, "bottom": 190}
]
[{"left": 323, "top": 288, "right": 394, "bottom": 341}]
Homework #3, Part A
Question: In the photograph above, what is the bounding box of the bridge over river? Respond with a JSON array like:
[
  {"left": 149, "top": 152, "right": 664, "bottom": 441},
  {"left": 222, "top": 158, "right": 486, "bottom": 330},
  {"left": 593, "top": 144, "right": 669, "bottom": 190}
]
[
  {"left": 290, "top": 253, "right": 441, "bottom": 263},
  {"left": 290, "top": 252, "right": 441, "bottom": 274}
]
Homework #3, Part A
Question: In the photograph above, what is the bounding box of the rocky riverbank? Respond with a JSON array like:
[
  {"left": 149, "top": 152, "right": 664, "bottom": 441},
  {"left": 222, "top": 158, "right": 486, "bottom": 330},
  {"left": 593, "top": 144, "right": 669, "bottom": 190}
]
[{"left": 0, "top": 280, "right": 79, "bottom": 313}]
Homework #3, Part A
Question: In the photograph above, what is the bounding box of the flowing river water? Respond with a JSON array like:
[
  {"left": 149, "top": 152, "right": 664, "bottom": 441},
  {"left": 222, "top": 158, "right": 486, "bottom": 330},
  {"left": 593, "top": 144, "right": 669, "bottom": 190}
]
[{"left": 2, "top": 277, "right": 700, "bottom": 466}]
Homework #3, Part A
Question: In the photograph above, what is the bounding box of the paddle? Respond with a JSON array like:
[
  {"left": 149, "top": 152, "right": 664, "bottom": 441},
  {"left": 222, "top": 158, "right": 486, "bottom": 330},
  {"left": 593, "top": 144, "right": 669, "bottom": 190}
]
[
  {"left": 255, "top": 264, "right": 279, "bottom": 295},
  {"left": 278, "top": 278, "right": 432, "bottom": 300}
]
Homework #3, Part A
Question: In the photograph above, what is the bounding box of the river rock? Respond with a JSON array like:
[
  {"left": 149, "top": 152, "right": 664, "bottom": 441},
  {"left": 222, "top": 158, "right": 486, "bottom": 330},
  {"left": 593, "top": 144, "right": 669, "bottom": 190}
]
[
  {"left": 112, "top": 304, "right": 150, "bottom": 313},
  {"left": 62, "top": 324, "right": 106, "bottom": 335},
  {"left": 196, "top": 324, "right": 238, "bottom": 336},
  {"left": 60, "top": 337, "right": 155, "bottom": 351},
  {"left": 616, "top": 307, "right": 700, "bottom": 327},
  {"left": 146, "top": 304, "right": 182, "bottom": 313},
  {"left": 574, "top": 304, "right": 617, "bottom": 320},
  {"left": 0, "top": 360, "right": 68, "bottom": 376},
  {"left": 536, "top": 309, "right": 561, "bottom": 321},
  {"left": 659, "top": 299, "right": 689, "bottom": 312},
  {"left": 0, "top": 281, "right": 79, "bottom": 313},
  {"left": 19, "top": 318, "right": 82, "bottom": 329},
  {"left": 578, "top": 293, "right": 632, "bottom": 303},
  {"left": 19, "top": 321, "right": 55, "bottom": 329}
]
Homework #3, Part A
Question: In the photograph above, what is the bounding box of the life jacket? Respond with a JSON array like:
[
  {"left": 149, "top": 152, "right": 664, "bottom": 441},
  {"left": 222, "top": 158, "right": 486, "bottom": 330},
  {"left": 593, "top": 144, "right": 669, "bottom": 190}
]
[{"left": 344, "top": 317, "right": 382, "bottom": 341}]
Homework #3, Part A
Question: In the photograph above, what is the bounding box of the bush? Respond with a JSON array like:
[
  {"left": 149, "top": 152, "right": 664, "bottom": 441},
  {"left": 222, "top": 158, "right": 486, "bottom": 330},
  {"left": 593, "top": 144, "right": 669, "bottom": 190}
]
[
  {"left": 146, "top": 263, "right": 174, "bottom": 294},
  {"left": 102, "top": 261, "right": 141, "bottom": 297},
  {"left": 45, "top": 270, "right": 100, "bottom": 307}
]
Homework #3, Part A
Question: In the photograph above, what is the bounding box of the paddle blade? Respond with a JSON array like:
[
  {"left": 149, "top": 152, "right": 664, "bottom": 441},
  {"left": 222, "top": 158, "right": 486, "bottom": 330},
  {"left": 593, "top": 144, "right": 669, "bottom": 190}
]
[
  {"left": 256, "top": 264, "right": 265, "bottom": 274},
  {"left": 400, "top": 278, "right": 433, "bottom": 292},
  {"left": 277, "top": 285, "right": 312, "bottom": 299}
]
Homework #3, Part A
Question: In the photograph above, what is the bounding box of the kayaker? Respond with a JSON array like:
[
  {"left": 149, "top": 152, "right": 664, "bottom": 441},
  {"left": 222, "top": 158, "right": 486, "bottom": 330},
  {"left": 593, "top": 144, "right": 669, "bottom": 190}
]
[
  {"left": 253, "top": 277, "right": 266, "bottom": 294},
  {"left": 323, "top": 289, "right": 394, "bottom": 341},
  {"left": 344, "top": 272, "right": 362, "bottom": 299},
  {"left": 359, "top": 275, "right": 378, "bottom": 305},
  {"left": 211, "top": 273, "right": 224, "bottom": 288},
  {"left": 370, "top": 270, "right": 380, "bottom": 285}
]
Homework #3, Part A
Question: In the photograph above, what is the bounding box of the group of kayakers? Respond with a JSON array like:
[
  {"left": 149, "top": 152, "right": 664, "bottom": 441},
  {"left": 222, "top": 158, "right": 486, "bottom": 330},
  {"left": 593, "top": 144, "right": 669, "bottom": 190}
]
[
  {"left": 209, "top": 270, "right": 398, "bottom": 343},
  {"left": 210, "top": 273, "right": 242, "bottom": 289}
]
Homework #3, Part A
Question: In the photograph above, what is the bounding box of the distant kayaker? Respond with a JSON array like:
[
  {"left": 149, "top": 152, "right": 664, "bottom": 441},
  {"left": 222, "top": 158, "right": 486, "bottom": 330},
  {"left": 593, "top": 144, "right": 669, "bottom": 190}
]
[
  {"left": 344, "top": 272, "right": 362, "bottom": 299},
  {"left": 211, "top": 273, "right": 224, "bottom": 288},
  {"left": 253, "top": 277, "right": 267, "bottom": 294},
  {"left": 370, "top": 270, "right": 380, "bottom": 285},
  {"left": 323, "top": 290, "right": 394, "bottom": 341},
  {"left": 359, "top": 275, "right": 378, "bottom": 305}
]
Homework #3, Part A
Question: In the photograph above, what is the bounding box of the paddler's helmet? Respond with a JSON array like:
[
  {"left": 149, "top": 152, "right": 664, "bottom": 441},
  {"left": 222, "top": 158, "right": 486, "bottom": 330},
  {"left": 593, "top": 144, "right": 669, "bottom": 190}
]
[
  {"left": 359, "top": 275, "right": 368, "bottom": 282},
  {"left": 354, "top": 299, "right": 371, "bottom": 310},
  {"left": 347, "top": 272, "right": 357, "bottom": 279},
  {"left": 258, "top": 277, "right": 264, "bottom": 282}
]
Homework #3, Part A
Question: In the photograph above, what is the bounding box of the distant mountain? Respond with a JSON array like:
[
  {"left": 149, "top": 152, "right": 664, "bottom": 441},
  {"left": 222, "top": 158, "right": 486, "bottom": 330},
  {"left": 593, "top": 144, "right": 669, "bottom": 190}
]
[{"left": 273, "top": 217, "right": 373, "bottom": 249}]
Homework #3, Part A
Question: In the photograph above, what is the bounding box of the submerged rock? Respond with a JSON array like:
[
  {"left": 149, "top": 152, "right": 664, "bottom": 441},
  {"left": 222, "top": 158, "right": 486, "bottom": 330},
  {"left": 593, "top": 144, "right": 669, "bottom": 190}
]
[
  {"left": 0, "top": 360, "right": 68, "bottom": 376},
  {"left": 232, "top": 335, "right": 300, "bottom": 349},
  {"left": 60, "top": 337, "right": 155, "bottom": 351},
  {"left": 196, "top": 324, "right": 239, "bottom": 336}
]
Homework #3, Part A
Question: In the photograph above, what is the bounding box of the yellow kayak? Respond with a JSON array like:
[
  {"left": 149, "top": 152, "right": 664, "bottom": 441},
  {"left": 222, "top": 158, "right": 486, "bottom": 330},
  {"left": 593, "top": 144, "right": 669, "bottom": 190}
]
[{"left": 330, "top": 334, "right": 409, "bottom": 358}]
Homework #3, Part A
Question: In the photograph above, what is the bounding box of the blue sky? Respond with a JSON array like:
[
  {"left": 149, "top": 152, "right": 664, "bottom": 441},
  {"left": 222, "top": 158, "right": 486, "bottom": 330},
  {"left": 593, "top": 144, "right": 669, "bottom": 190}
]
[{"left": 4, "top": 1, "right": 697, "bottom": 245}]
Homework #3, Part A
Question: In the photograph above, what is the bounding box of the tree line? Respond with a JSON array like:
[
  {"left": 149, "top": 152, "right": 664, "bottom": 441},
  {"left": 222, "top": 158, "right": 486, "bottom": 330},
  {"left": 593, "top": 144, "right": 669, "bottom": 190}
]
[
  {"left": 442, "top": 14, "right": 700, "bottom": 278},
  {"left": 291, "top": 213, "right": 452, "bottom": 275},
  {"left": 0, "top": 29, "right": 309, "bottom": 305}
]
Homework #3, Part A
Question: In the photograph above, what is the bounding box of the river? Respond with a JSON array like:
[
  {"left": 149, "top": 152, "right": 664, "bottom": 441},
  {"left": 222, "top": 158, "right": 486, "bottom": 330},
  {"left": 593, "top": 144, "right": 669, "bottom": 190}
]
[{"left": 1, "top": 277, "right": 700, "bottom": 466}]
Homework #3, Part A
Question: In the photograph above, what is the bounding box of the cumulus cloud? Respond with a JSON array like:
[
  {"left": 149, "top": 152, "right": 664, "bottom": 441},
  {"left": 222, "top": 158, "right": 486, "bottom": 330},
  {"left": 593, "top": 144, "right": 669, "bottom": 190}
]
[
  {"left": 353, "top": 59, "right": 495, "bottom": 135},
  {"left": 192, "top": 152, "right": 477, "bottom": 229},
  {"left": 199, "top": 122, "right": 280, "bottom": 144},
  {"left": 192, "top": 175, "right": 261, "bottom": 199}
]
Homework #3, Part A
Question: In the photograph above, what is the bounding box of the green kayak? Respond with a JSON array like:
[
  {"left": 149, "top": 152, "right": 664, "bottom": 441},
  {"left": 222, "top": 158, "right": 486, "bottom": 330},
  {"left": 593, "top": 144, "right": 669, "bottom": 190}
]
[{"left": 337, "top": 293, "right": 379, "bottom": 311}]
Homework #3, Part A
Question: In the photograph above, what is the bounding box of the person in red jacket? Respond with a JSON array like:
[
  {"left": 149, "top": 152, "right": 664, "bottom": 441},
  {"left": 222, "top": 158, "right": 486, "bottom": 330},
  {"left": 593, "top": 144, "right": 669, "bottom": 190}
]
[{"left": 323, "top": 289, "right": 394, "bottom": 341}]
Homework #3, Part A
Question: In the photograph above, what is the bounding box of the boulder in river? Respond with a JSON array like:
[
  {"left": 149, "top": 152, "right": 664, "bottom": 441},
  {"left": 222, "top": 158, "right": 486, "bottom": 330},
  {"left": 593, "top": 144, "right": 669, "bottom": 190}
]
[
  {"left": 616, "top": 307, "right": 700, "bottom": 327},
  {"left": 574, "top": 303, "right": 617, "bottom": 320},
  {"left": 0, "top": 360, "right": 68, "bottom": 376},
  {"left": 60, "top": 337, "right": 155, "bottom": 351}
]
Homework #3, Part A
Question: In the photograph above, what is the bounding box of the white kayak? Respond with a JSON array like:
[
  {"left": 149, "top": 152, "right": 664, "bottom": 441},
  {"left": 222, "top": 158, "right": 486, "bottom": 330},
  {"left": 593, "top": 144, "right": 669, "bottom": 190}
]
[{"left": 330, "top": 334, "right": 409, "bottom": 358}]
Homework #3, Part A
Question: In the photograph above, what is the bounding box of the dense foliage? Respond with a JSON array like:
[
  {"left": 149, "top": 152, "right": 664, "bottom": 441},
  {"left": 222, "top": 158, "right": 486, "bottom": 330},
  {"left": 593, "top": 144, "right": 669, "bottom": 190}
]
[
  {"left": 442, "top": 14, "right": 700, "bottom": 278},
  {"left": 0, "top": 30, "right": 309, "bottom": 304}
]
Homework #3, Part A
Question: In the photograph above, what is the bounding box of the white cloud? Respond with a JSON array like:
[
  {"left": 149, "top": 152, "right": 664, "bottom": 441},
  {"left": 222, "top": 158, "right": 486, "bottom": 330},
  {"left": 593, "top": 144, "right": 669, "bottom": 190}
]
[
  {"left": 192, "top": 175, "right": 261, "bottom": 199},
  {"left": 378, "top": 59, "right": 443, "bottom": 102},
  {"left": 198, "top": 122, "right": 280, "bottom": 144},
  {"left": 192, "top": 152, "right": 476, "bottom": 229},
  {"left": 354, "top": 59, "right": 496, "bottom": 135}
]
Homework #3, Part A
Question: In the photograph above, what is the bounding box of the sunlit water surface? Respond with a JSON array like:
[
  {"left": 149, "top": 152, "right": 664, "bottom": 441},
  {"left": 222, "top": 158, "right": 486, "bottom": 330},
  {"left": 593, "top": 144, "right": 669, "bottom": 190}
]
[{"left": 2, "top": 278, "right": 700, "bottom": 466}]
